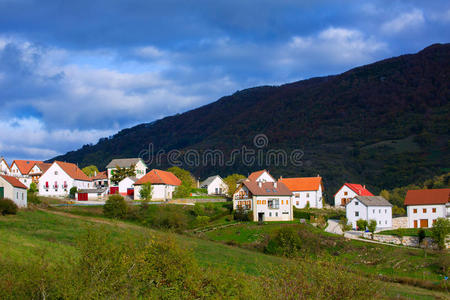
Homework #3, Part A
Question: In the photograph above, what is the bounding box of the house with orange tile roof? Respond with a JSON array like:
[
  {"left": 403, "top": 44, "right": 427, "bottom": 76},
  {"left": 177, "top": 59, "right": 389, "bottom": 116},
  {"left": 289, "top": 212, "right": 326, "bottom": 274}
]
[
  {"left": 91, "top": 171, "right": 108, "bottom": 188},
  {"left": 280, "top": 176, "right": 324, "bottom": 209},
  {"left": 133, "top": 169, "right": 181, "bottom": 201},
  {"left": 38, "top": 161, "right": 93, "bottom": 197},
  {"left": 28, "top": 162, "right": 52, "bottom": 185},
  {"left": 9, "top": 159, "right": 44, "bottom": 188},
  {"left": 233, "top": 171, "right": 293, "bottom": 222},
  {"left": 334, "top": 183, "right": 374, "bottom": 207},
  {"left": 404, "top": 189, "right": 450, "bottom": 228},
  {"left": 0, "top": 174, "right": 27, "bottom": 207}
]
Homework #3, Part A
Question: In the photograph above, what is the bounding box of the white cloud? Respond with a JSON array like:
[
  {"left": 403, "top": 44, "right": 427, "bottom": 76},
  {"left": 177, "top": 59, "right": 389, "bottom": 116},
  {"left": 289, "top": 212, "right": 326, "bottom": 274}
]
[{"left": 382, "top": 9, "right": 425, "bottom": 34}]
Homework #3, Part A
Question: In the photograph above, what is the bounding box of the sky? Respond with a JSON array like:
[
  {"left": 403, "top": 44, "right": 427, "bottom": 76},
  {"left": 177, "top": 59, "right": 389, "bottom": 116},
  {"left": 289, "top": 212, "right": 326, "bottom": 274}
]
[{"left": 0, "top": 0, "right": 449, "bottom": 162}]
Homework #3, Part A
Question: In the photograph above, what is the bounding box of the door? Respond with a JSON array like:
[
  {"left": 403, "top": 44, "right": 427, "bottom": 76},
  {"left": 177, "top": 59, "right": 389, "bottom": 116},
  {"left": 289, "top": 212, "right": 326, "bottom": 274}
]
[
  {"left": 258, "top": 212, "right": 264, "bottom": 223},
  {"left": 0, "top": 187, "right": 3, "bottom": 199},
  {"left": 420, "top": 219, "right": 428, "bottom": 228},
  {"left": 341, "top": 198, "right": 346, "bottom": 206},
  {"left": 413, "top": 220, "right": 418, "bottom": 228}
]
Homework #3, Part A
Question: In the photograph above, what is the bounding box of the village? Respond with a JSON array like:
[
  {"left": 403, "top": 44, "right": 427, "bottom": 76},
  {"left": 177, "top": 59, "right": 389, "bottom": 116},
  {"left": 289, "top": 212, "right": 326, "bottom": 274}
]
[{"left": 0, "top": 156, "right": 448, "bottom": 249}]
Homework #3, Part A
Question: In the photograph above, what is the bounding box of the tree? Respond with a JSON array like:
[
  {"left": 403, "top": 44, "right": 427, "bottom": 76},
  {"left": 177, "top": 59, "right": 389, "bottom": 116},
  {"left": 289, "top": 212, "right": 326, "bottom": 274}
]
[
  {"left": 356, "top": 219, "right": 368, "bottom": 231},
  {"left": 69, "top": 187, "right": 77, "bottom": 199},
  {"left": 431, "top": 218, "right": 450, "bottom": 250},
  {"left": 173, "top": 184, "right": 191, "bottom": 199},
  {"left": 82, "top": 165, "right": 99, "bottom": 177},
  {"left": 367, "top": 220, "right": 377, "bottom": 238},
  {"left": 379, "top": 190, "right": 390, "bottom": 201},
  {"left": 110, "top": 165, "right": 136, "bottom": 185},
  {"left": 392, "top": 205, "right": 406, "bottom": 216},
  {"left": 139, "top": 182, "right": 153, "bottom": 201},
  {"left": 167, "top": 167, "right": 194, "bottom": 188},
  {"left": 103, "top": 194, "right": 128, "bottom": 219},
  {"left": 28, "top": 182, "right": 38, "bottom": 193},
  {"left": 223, "top": 174, "right": 246, "bottom": 197}
]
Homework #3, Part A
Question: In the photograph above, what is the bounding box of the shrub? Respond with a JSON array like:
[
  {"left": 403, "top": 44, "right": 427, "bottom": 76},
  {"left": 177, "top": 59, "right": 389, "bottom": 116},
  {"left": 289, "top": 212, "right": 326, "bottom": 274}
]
[
  {"left": 69, "top": 187, "right": 77, "bottom": 199},
  {"left": 431, "top": 218, "right": 450, "bottom": 250},
  {"left": 150, "top": 206, "right": 188, "bottom": 231},
  {"left": 233, "top": 208, "right": 252, "bottom": 221},
  {"left": 265, "top": 227, "right": 302, "bottom": 257},
  {"left": 0, "top": 198, "right": 18, "bottom": 215},
  {"left": 339, "top": 217, "right": 352, "bottom": 232},
  {"left": 193, "top": 203, "right": 205, "bottom": 216},
  {"left": 392, "top": 205, "right": 406, "bottom": 216},
  {"left": 103, "top": 194, "right": 128, "bottom": 219},
  {"left": 418, "top": 228, "right": 426, "bottom": 244},
  {"left": 356, "top": 219, "right": 368, "bottom": 231},
  {"left": 173, "top": 184, "right": 191, "bottom": 198},
  {"left": 196, "top": 215, "right": 210, "bottom": 227},
  {"left": 293, "top": 208, "right": 312, "bottom": 220},
  {"left": 27, "top": 191, "right": 41, "bottom": 204},
  {"left": 28, "top": 182, "right": 38, "bottom": 193},
  {"left": 139, "top": 182, "right": 153, "bottom": 201},
  {"left": 367, "top": 220, "right": 377, "bottom": 237}
]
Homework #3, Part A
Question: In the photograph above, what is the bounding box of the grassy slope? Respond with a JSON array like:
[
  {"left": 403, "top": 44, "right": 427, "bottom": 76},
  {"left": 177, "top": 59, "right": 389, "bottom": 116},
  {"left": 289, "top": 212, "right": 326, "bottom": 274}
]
[{"left": 1, "top": 210, "right": 448, "bottom": 299}]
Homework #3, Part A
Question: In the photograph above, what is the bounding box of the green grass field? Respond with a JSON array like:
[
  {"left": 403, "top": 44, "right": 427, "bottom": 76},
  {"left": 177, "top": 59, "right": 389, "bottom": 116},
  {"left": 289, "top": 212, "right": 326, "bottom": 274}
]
[
  {"left": 1, "top": 209, "right": 449, "bottom": 299},
  {"left": 378, "top": 228, "right": 433, "bottom": 237}
]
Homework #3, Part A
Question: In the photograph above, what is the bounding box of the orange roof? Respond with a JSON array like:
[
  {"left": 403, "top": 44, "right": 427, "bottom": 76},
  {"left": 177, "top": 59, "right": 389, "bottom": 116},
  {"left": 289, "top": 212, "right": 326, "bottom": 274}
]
[
  {"left": 12, "top": 160, "right": 43, "bottom": 175},
  {"left": 135, "top": 169, "right": 181, "bottom": 186},
  {"left": 54, "top": 161, "right": 91, "bottom": 181},
  {"left": 248, "top": 169, "right": 274, "bottom": 181},
  {"left": 404, "top": 189, "right": 450, "bottom": 206},
  {"left": 334, "top": 183, "right": 374, "bottom": 197},
  {"left": 91, "top": 171, "right": 107, "bottom": 180},
  {"left": 37, "top": 163, "right": 52, "bottom": 174},
  {"left": 0, "top": 175, "right": 27, "bottom": 189},
  {"left": 280, "top": 177, "right": 322, "bottom": 191}
]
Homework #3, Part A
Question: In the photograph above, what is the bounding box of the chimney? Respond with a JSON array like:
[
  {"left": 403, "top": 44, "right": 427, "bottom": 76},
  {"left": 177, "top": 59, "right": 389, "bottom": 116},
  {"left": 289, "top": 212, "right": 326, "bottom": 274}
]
[
  {"left": 258, "top": 181, "right": 262, "bottom": 188},
  {"left": 280, "top": 176, "right": 283, "bottom": 180},
  {"left": 363, "top": 185, "right": 366, "bottom": 189}
]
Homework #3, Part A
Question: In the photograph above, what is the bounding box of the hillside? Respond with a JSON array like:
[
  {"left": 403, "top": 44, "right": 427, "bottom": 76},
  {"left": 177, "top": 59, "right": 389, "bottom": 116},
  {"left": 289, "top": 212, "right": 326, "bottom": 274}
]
[{"left": 52, "top": 43, "right": 450, "bottom": 201}]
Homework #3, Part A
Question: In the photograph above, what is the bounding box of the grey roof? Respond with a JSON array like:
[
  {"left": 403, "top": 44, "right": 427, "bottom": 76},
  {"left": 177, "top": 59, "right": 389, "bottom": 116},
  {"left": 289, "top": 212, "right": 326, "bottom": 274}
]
[
  {"left": 106, "top": 158, "right": 145, "bottom": 168},
  {"left": 200, "top": 175, "right": 222, "bottom": 187},
  {"left": 78, "top": 188, "right": 107, "bottom": 194},
  {"left": 354, "top": 196, "right": 392, "bottom": 207}
]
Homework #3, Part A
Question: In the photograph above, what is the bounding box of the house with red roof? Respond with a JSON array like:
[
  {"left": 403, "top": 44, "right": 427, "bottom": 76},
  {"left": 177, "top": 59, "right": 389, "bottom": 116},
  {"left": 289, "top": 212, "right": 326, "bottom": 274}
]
[
  {"left": 280, "top": 176, "right": 324, "bottom": 209},
  {"left": 133, "top": 169, "right": 181, "bottom": 201},
  {"left": 28, "top": 162, "right": 52, "bottom": 185},
  {"left": 9, "top": 160, "right": 44, "bottom": 188},
  {"left": 0, "top": 174, "right": 27, "bottom": 207},
  {"left": 404, "top": 189, "right": 450, "bottom": 228},
  {"left": 38, "top": 161, "right": 93, "bottom": 197},
  {"left": 233, "top": 171, "right": 293, "bottom": 222},
  {"left": 334, "top": 183, "right": 374, "bottom": 207}
]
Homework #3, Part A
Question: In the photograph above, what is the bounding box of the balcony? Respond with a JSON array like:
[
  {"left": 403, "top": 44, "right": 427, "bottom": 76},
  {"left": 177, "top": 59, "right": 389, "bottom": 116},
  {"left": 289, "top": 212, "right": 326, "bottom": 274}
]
[{"left": 234, "top": 195, "right": 250, "bottom": 200}]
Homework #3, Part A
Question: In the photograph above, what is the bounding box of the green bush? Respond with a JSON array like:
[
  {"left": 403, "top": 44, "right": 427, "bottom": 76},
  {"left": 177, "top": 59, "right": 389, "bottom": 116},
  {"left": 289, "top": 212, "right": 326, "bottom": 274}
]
[
  {"left": 418, "top": 228, "right": 426, "bottom": 244},
  {"left": 367, "top": 220, "right": 377, "bottom": 235},
  {"left": 103, "top": 194, "right": 128, "bottom": 219},
  {"left": 0, "top": 198, "right": 18, "bottom": 215},
  {"left": 265, "top": 227, "right": 302, "bottom": 257},
  {"left": 356, "top": 219, "right": 368, "bottom": 231},
  {"left": 293, "top": 208, "right": 313, "bottom": 220},
  {"left": 339, "top": 217, "right": 352, "bottom": 232},
  {"left": 27, "top": 191, "right": 41, "bottom": 204},
  {"left": 195, "top": 215, "right": 210, "bottom": 227},
  {"left": 173, "top": 184, "right": 191, "bottom": 198},
  {"left": 431, "top": 218, "right": 450, "bottom": 250},
  {"left": 150, "top": 206, "right": 188, "bottom": 231},
  {"left": 69, "top": 187, "right": 77, "bottom": 199},
  {"left": 233, "top": 208, "right": 252, "bottom": 221}
]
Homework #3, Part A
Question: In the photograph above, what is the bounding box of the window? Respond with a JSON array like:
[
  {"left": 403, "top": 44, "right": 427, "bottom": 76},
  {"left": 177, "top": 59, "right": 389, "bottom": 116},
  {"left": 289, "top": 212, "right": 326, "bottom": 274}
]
[
  {"left": 268, "top": 199, "right": 279, "bottom": 209},
  {"left": 269, "top": 212, "right": 272, "bottom": 217},
  {"left": 432, "top": 208, "right": 436, "bottom": 213},
  {"left": 355, "top": 211, "right": 359, "bottom": 217},
  {"left": 373, "top": 209, "right": 375, "bottom": 213},
  {"left": 22, "top": 193, "right": 23, "bottom": 200},
  {"left": 275, "top": 212, "right": 278, "bottom": 217},
  {"left": 355, "top": 201, "right": 359, "bottom": 205},
  {"left": 344, "top": 191, "right": 348, "bottom": 196},
  {"left": 413, "top": 209, "right": 417, "bottom": 213},
  {"left": 281, "top": 200, "right": 284, "bottom": 205},
  {"left": 54, "top": 171, "right": 58, "bottom": 175},
  {"left": 379, "top": 209, "right": 381, "bottom": 213},
  {"left": 385, "top": 220, "right": 387, "bottom": 224},
  {"left": 385, "top": 209, "right": 387, "bottom": 213},
  {"left": 295, "top": 193, "right": 300, "bottom": 198},
  {"left": 286, "top": 199, "right": 288, "bottom": 205},
  {"left": 296, "top": 201, "right": 299, "bottom": 206},
  {"left": 379, "top": 220, "right": 381, "bottom": 225},
  {"left": 306, "top": 193, "right": 310, "bottom": 198},
  {"left": 16, "top": 192, "right": 19, "bottom": 199},
  {"left": 423, "top": 208, "right": 427, "bottom": 213}
]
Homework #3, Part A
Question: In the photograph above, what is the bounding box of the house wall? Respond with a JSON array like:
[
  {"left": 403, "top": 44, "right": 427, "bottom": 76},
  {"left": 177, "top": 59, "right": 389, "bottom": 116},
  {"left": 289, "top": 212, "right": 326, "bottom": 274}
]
[
  {"left": 346, "top": 198, "right": 392, "bottom": 229},
  {"left": 38, "top": 163, "right": 92, "bottom": 197},
  {"left": 346, "top": 199, "right": 368, "bottom": 229},
  {"left": 233, "top": 185, "right": 251, "bottom": 210},
  {"left": 0, "top": 177, "right": 27, "bottom": 207},
  {"left": 334, "top": 185, "right": 357, "bottom": 207},
  {"left": 0, "top": 160, "right": 10, "bottom": 175},
  {"left": 252, "top": 195, "right": 293, "bottom": 221},
  {"left": 206, "top": 177, "right": 228, "bottom": 195},
  {"left": 18, "top": 177, "right": 32, "bottom": 189},
  {"left": 406, "top": 204, "right": 447, "bottom": 228},
  {"left": 134, "top": 184, "right": 176, "bottom": 201},
  {"left": 255, "top": 171, "right": 275, "bottom": 182},
  {"left": 107, "top": 160, "right": 147, "bottom": 187},
  {"left": 292, "top": 185, "right": 323, "bottom": 209},
  {"left": 119, "top": 177, "right": 135, "bottom": 194},
  {"left": 9, "top": 163, "right": 23, "bottom": 177}
]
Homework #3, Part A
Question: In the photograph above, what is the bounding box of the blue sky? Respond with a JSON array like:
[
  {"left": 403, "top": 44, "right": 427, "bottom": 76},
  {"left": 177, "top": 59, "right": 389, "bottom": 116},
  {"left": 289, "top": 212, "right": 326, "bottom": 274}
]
[{"left": 0, "top": 0, "right": 449, "bottom": 162}]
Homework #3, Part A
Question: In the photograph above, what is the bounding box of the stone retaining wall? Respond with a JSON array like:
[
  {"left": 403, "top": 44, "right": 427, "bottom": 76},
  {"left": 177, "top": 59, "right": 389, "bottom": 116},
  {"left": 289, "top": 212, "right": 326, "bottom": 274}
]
[{"left": 360, "top": 232, "right": 449, "bottom": 249}]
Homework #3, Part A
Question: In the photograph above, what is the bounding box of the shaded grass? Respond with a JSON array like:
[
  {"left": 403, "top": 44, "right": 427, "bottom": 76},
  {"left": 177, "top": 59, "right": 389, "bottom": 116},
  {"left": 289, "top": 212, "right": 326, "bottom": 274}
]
[{"left": 379, "top": 228, "right": 433, "bottom": 237}]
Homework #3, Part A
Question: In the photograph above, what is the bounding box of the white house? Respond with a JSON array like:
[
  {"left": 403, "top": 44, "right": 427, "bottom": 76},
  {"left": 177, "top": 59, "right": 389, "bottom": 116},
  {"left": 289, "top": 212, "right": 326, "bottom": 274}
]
[
  {"left": 38, "top": 161, "right": 92, "bottom": 197},
  {"left": 346, "top": 196, "right": 392, "bottom": 230},
  {"left": 280, "top": 176, "right": 324, "bottom": 209},
  {"left": 233, "top": 172, "right": 293, "bottom": 222},
  {"left": 134, "top": 169, "right": 181, "bottom": 201},
  {"left": 9, "top": 160, "right": 44, "bottom": 188},
  {"left": 0, "top": 157, "right": 10, "bottom": 175},
  {"left": 404, "top": 189, "right": 450, "bottom": 228},
  {"left": 106, "top": 158, "right": 147, "bottom": 187},
  {"left": 119, "top": 176, "right": 137, "bottom": 196},
  {"left": 28, "top": 162, "right": 52, "bottom": 185},
  {"left": 200, "top": 175, "right": 228, "bottom": 195},
  {"left": 334, "top": 183, "right": 374, "bottom": 207},
  {"left": 0, "top": 175, "right": 27, "bottom": 207},
  {"left": 248, "top": 169, "right": 276, "bottom": 183},
  {"left": 91, "top": 171, "right": 108, "bottom": 188}
]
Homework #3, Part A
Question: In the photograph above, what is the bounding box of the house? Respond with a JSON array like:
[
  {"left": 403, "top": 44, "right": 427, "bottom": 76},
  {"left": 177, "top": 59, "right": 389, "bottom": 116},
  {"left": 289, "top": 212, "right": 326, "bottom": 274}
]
[
  {"left": 91, "top": 171, "right": 108, "bottom": 188},
  {"left": 134, "top": 169, "right": 181, "bottom": 201},
  {"left": 119, "top": 176, "right": 137, "bottom": 197},
  {"left": 106, "top": 158, "right": 147, "bottom": 188},
  {"left": 404, "top": 189, "right": 450, "bottom": 228},
  {"left": 76, "top": 188, "right": 108, "bottom": 201},
  {"left": 0, "top": 175, "right": 27, "bottom": 207},
  {"left": 346, "top": 196, "right": 392, "bottom": 229},
  {"left": 38, "top": 161, "right": 92, "bottom": 197},
  {"left": 28, "top": 162, "right": 52, "bottom": 185},
  {"left": 334, "top": 183, "right": 374, "bottom": 207},
  {"left": 233, "top": 173, "right": 293, "bottom": 222},
  {"left": 9, "top": 160, "right": 44, "bottom": 188},
  {"left": 0, "top": 157, "right": 10, "bottom": 175},
  {"left": 248, "top": 169, "right": 276, "bottom": 183},
  {"left": 200, "top": 175, "right": 228, "bottom": 195},
  {"left": 279, "top": 176, "right": 324, "bottom": 209}
]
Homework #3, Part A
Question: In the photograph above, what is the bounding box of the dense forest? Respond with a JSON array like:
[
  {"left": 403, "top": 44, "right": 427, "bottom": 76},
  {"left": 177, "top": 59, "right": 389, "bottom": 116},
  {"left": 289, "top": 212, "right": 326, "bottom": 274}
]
[{"left": 51, "top": 44, "right": 450, "bottom": 204}]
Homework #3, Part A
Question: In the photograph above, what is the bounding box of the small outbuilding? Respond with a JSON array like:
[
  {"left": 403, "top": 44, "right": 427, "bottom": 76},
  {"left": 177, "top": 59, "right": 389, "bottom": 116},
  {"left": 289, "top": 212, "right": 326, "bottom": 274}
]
[
  {"left": 0, "top": 174, "right": 28, "bottom": 207},
  {"left": 76, "top": 188, "right": 108, "bottom": 201},
  {"left": 200, "top": 175, "right": 228, "bottom": 195}
]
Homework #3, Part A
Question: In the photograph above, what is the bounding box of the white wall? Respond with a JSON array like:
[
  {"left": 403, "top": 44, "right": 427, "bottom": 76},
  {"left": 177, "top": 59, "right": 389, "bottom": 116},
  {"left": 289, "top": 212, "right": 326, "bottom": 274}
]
[
  {"left": 0, "top": 160, "right": 10, "bottom": 175},
  {"left": 0, "top": 177, "right": 27, "bottom": 207},
  {"left": 119, "top": 177, "right": 135, "bottom": 194},
  {"left": 292, "top": 185, "right": 323, "bottom": 209},
  {"left": 335, "top": 185, "right": 357, "bottom": 207},
  {"left": 18, "top": 177, "right": 32, "bottom": 189},
  {"left": 233, "top": 185, "right": 251, "bottom": 210},
  {"left": 252, "top": 195, "right": 293, "bottom": 221},
  {"left": 407, "top": 204, "right": 447, "bottom": 228},
  {"left": 134, "top": 184, "right": 177, "bottom": 201},
  {"left": 346, "top": 198, "right": 392, "bottom": 229},
  {"left": 9, "top": 163, "right": 23, "bottom": 177},
  {"left": 206, "top": 177, "right": 228, "bottom": 195},
  {"left": 255, "top": 171, "right": 275, "bottom": 183},
  {"left": 38, "top": 163, "right": 92, "bottom": 197},
  {"left": 107, "top": 160, "right": 147, "bottom": 187}
]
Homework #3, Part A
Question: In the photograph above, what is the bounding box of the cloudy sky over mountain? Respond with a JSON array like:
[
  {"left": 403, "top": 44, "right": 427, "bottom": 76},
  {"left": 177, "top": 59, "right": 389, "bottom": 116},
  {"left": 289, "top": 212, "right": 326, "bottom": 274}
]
[{"left": 0, "top": 0, "right": 449, "bottom": 161}]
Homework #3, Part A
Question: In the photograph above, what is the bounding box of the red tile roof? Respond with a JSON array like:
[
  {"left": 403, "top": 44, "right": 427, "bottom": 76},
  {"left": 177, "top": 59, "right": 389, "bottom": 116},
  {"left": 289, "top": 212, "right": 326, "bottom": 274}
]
[
  {"left": 54, "top": 161, "right": 91, "bottom": 181},
  {"left": 280, "top": 177, "right": 323, "bottom": 192},
  {"left": 12, "top": 160, "right": 43, "bottom": 175},
  {"left": 241, "top": 179, "right": 292, "bottom": 196},
  {"left": 134, "top": 169, "right": 181, "bottom": 186},
  {"left": 30, "top": 162, "right": 52, "bottom": 174},
  {"left": 404, "top": 189, "right": 450, "bottom": 206},
  {"left": 248, "top": 169, "right": 274, "bottom": 181},
  {"left": 0, "top": 175, "right": 27, "bottom": 189},
  {"left": 91, "top": 171, "right": 107, "bottom": 180},
  {"left": 335, "top": 183, "right": 374, "bottom": 197}
]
